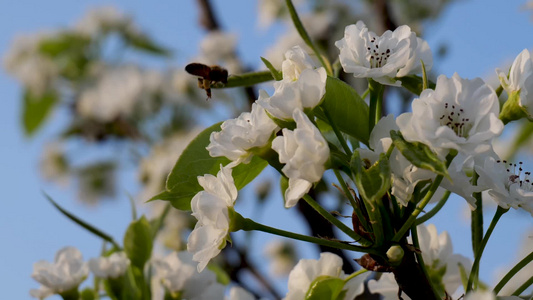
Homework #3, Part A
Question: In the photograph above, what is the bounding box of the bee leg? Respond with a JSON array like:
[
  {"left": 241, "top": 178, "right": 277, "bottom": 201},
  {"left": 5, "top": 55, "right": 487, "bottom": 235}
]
[{"left": 197, "top": 78, "right": 204, "bottom": 89}]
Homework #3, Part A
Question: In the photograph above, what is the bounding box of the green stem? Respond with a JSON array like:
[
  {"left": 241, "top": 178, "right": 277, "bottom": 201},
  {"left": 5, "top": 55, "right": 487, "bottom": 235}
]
[
  {"left": 240, "top": 217, "right": 380, "bottom": 256},
  {"left": 152, "top": 202, "right": 172, "bottom": 240},
  {"left": 512, "top": 275, "right": 533, "bottom": 296},
  {"left": 368, "top": 79, "right": 384, "bottom": 134},
  {"left": 361, "top": 88, "right": 370, "bottom": 100},
  {"left": 411, "top": 224, "right": 442, "bottom": 298},
  {"left": 392, "top": 175, "right": 444, "bottom": 242},
  {"left": 344, "top": 269, "right": 369, "bottom": 282},
  {"left": 466, "top": 206, "right": 508, "bottom": 292},
  {"left": 415, "top": 190, "right": 451, "bottom": 225},
  {"left": 332, "top": 169, "right": 371, "bottom": 236},
  {"left": 322, "top": 107, "right": 351, "bottom": 155},
  {"left": 494, "top": 250, "right": 533, "bottom": 294},
  {"left": 471, "top": 172, "right": 483, "bottom": 257},
  {"left": 302, "top": 194, "right": 365, "bottom": 243},
  {"left": 495, "top": 85, "right": 504, "bottom": 97},
  {"left": 285, "top": 0, "right": 332, "bottom": 76}
]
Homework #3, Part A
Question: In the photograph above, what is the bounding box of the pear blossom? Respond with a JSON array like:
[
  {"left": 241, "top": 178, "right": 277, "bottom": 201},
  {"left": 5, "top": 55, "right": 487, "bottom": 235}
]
[
  {"left": 152, "top": 251, "right": 219, "bottom": 298},
  {"left": 264, "top": 239, "right": 298, "bottom": 276},
  {"left": 187, "top": 165, "right": 238, "bottom": 272},
  {"left": 31, "top": 247, "right": 89, "bottom": 295},
  {"left": 88, "top": 252, "right": 130, "bottom": 279},
  {"left": 463, "top": 290, "right": 522, "bottom": 300},
  {"left": 271, "top": 110, "right": 330, "bottom": 207},
  {"left": 476, "top": 156, "right": 533, "bottom": 215},
  {"left": 397, "top": 73, "right": 504, "bottom": 157},
  {"left": 284, "top": 252, "right": 369, "bottom": 300},
  {"left": 200, "top": 30, "right": 237, "bottom": 64},
  {"left": 29, "top": 286, "right": 54, "bottom": 299},
  {"left": 335, "top": 21, "right": 432, "bottom": 86},
  {"left": 368, "top": 273, "right": 407, "bottom": 300},
  {"left": 497, "top": 49, "right": 533, "bottom": 120},
  {"left": 207, "top": 100, "right": 279, "bottom": 166},
  {"left": 75, "top": 6, "right": 133, "bottom": 37},
  {"left": 226, "top": 286, "right": 256, "bottom": 300},
  {"left": 258, "top": 46, "right": 327, "bottom": 121}
]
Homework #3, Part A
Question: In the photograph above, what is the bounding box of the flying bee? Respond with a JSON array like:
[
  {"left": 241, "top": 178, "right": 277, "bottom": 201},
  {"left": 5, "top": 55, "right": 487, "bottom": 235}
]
[{"left": 185, "top": 63, "right": 228, "bottom": 100}]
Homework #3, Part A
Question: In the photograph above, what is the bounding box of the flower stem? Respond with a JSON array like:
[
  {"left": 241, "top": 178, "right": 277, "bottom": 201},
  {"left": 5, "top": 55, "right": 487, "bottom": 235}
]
[
  {"left": 392, "top": 174, "right": 444, "bottom": 242},
  {"left": 471, "top": 172, "right": 483, "bottom": 257},
  {"left": 493, "top": 250, "right": 533, "bottom": 294},
  {"left": 368, "top": 79, "right": 384, "bottom": 134},
  {"left": 322, "top": 107, "right": 352, "bottom": 155},
  {"left": 302, "top": 194, "right": 366, "bottom": 243},
  {"left": 415, "top": 190, "right": 451, "bottom": 225},
  {"left": 285, "top": 0, "right": 332, "bottom": 76},
  {"left": 344, "top": 268, "right": 368, "bottom": 282},
  {"left": 466, "top": 206, "right": 508, "bottom": 292},
  {"left": 512, "top": 275, "right": 533, "bottom": 296},
  {"left": 240, "top": 216, "right": 379, "bottom": 255},
  {"left": 411, "top": 224, "right": 442, "bottom": 298}
]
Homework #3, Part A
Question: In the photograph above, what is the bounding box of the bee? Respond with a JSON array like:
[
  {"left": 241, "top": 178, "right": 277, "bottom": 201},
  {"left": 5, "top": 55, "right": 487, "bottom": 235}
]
[{"left": 185, "top": 63, "right": 228, "bottom": 99}]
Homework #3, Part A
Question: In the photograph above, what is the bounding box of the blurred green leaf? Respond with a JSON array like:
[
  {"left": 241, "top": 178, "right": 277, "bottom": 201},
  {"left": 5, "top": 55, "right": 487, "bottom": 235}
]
[
  {"left": 390, "top": 130, "right": 449, "bottom": 179},
  {"left": 305, "top": 275, "right": 347, "bottom": 300},
  {"left": 400, "top": 75, "right": 436, "bottom": 96},
  {"left": 261, "top": 56, "right": 282, "bottom": 81},
  {"left": 124, "top": 216, "right": 153, "bottom": 270},
  {"left": 123, "top": 31, "right": 170, "bottom": 56},
  {"left": 152, "top": 123, "right": 267, "bottom": 210},
  {"left": 22, "top": 89, "right": 57, "bottom": 136},
  {"left": 317, "top": 76, "right": 369, "bottom": 145}
]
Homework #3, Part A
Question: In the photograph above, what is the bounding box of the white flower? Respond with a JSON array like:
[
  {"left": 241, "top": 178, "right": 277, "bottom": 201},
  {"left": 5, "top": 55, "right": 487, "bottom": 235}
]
[
  {"left": 226, "top": 286, "right": 255, "bottom": 300},
  {"left": 3, "top": 31, "right": 59, "bottom": 95},
  {"left": 75, "top": 6, "right": 132, "bottom": 37},
  {"left": 414, "top": 224, "right": 471, "bottom": 295},
  {"left": 258, "top": 46, "right": 327, "bottom": 121},
  {"left": 497, "top": 49, "right": 533, "bottom": 118},
  {"left": 207, "top": 100, "right": 279, "bottom": 166},
  {"left": 368, "top": 273, "right": 407, "bottom": 300},
  {"left": 88, "top": 252, "right": 130, "bottom": 279},
  {"left": 264, "top": 239, "right": 298, "bottom": 276},
  {"left": 187, "top": 165, "right": 238, "bottom": 272},
  {"left": 397, "top": 73, "right": 504, "bottom": 157},
  {"left": 40, "top": 143, "right": 69, "bottom": 186},
  {"left": 200, "top": 30, "right": 237, "bottom": 64},
  {"left": 31, "top": 247, "right": 89, "bottom": 294},
  {"left": 284, "top": 252, "right": 369, "bottom": 300},
  {"left": 152, "top": 251, "right": 218, "bottom": 298},
  {"left": 29, "top": 286, "right": 54, "bottom": 299},
  {"left": 335, "top": 21, "right": 432, "bottom": 86},
  {"left": 476, "top": 156, "right": 533, "bottom": 215},
  {"left": 272, "top": 110, "right": 330, "bottom": 207}
]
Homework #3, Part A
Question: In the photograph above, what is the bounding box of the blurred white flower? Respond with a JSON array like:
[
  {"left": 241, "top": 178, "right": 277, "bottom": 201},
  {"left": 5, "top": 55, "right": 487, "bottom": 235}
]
[
  {"left": 226, "top": 286, "right": 256, "bottom": 300},
  {"left": 464, "top": 290, "right": 522, "bottom": 300},
  {"left": 497, "top": 49, "right": 533, "bottom": 119},
  {"left": 397, "top": 73, "right": 503, "bottom": 157},
  {"left": 477, "top": 156, "right": 533, "bottom": 215},
  {"left": 368, "top": 273, "right": 407, "bottom": 300},
  {"left": 31, "top": 247, "right": 88, "bottom": 295},
  {"left": 89, "top": 252, "right": 130, "bottom": 279},
  {"left": 75, "top": 6, "right": 133, "bottom": 37},
  {"left": 152, "top": 251, "right": 219, "bottom": 298},
  {"left": 29, "top": 286, "right": 54, "bottom": 300},
  {"left": 272, "top": 110, "right": 330, "bottom": 207},
  {"left": 284, "top": 252, "right": 369, "bottom": 300},
  {"left": 335, "top": 21, "right": 432, "bottom": 86},
  {"left": 77, "top": 65, "right": 161, "bottom": 122},
  {"left": 199, "top": 30, "right": 238, "bottom": 69},
  {"left": 40, "top": 143, "right": 69, "bottom": 186},
  {"left": 207, "top": 100, "right": 279, "bottom": 166},
  {"left": 264, "top": 239, "right": 298, "bottom": 277},
  {"left": 3, "top": 31, "right": 59, "bottom": 95},
  {"left": 187, "top": 165, "right": 237, "bottom": 272},
  {"left": 258, "top": 46, "right": 327, "bottom": 121}
]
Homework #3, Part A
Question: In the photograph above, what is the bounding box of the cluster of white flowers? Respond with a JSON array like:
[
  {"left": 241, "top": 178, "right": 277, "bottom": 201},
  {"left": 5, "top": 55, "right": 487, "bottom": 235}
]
[
  {"left": 30, "top": 247, "right": 130, "bottom": 299},
  {"left": 75, "top": 6, "right": 135, "bottom": 37}
]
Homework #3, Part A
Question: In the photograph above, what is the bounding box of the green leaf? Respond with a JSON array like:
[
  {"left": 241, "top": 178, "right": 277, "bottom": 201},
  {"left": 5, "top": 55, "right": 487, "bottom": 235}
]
[
  {"left": 305, "top": 275, "right": 347, "bottom": 300},
  {"left": 350, "top": 151, "right": 391, "bottom": 205},
  {"left": 261, "top": 56, "right": 282, "bottom": 81},
  {"left": 280, "top": 175, "right": 289, "bottom": 206},
  {"left": 213, "top": 70, "right": 274, "bottom": 89},
  {"left": 390, "top": 131, "right": 450, "bottom": 179},
  {"left": 22, "top": 89, "right": 58, "bottom": 136},
  {"left": 79, "top": 288, "right": 97, "bottom": 300},
  {"left": 153, "top": 123, "right": 268, "bottom": 210},
  {"left": 38, "top": 33, "right": 90, "bottom": 57},
  {"left": 124, "top": 216, "right": 153, "bottom": 270},
  {"left": 123, "top": 31, "right": 170, "bottom": 56},
  {"left": 44, "top": 193, "right": 121, "bottom": 249},
  {"left": 317, "top": 76, "right": 369, "bottom": 145},
  {"left": 207, "top": 264, "right": 231, "bottom": 285},
  {"left": 400, "top": 75, "right": 436, "bottom": 96}
]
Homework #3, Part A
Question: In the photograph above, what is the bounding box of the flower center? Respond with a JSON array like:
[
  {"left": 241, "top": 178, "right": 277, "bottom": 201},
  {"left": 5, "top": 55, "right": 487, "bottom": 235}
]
[
  {"left": 439, "top": 102, "right": 471, "bottom": 138},
  {"left": 497, "top": 160, "right": 533, "bottom": 191},
  {"left": 366, "top": 37, "right": 391, "bottom": 68}
]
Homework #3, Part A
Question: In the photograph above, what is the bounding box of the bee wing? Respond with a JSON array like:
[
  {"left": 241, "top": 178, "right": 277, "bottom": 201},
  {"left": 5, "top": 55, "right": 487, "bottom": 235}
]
[{"left": 185, "top": 63, "right": 211, "bottom": 78}]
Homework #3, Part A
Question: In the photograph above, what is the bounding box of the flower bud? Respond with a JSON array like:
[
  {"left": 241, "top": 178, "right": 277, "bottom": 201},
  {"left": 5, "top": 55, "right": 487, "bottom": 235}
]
[{"left": 386, "top": 245, "right": 404, "bottom": 265}]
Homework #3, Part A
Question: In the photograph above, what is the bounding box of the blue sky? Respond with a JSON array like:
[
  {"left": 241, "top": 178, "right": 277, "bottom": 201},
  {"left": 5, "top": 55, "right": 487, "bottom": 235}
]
[{"left": 1, "top": 0, "right": 533, "bottom": 299}]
